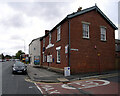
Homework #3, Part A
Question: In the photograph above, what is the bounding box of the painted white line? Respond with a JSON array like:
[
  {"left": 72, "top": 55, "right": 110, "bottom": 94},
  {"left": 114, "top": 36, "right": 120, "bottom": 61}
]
[
  {"left": 61, "top": 79, "right": 110, "bottom": 90},
  {"left": 34, "top": 83, "right": 43, "bottom": 94}
]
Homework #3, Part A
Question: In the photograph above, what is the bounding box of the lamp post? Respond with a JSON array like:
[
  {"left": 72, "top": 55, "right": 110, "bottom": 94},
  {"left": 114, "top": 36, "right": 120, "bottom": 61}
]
[{"left": 21, "top": 39, "right": 25, "bottom": 53}]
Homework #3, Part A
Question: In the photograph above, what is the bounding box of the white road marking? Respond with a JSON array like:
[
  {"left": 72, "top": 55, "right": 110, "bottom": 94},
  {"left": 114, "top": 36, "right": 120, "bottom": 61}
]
[
  {"left": 34, "top": 83, "right": 43, "bottom": 94},
  {"left": 50, "top": 90, "right": 60, "bottom": 94},
  {"left": 61, "top": 79, "right": 110, "bottom": 90},
  {"left": 39, "top": 84, "right": 60, "bottom": 94}
]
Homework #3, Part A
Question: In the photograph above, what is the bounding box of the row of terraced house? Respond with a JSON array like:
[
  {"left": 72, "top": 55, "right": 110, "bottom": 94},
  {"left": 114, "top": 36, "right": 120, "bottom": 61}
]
[{"left": 29, "top": 5, "right": 118, "bottom": 74}]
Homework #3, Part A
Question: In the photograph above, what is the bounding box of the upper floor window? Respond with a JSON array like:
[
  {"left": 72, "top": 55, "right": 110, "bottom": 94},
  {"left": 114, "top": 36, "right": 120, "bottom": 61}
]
[
  {"left": 43, "top": 38, "right": 45, "bottom": 47},
  {"left": 82, "top": 23, "right": 89, "bottom": 39},
  {"left": 100, "top": 27, "right": 106, "bottom": 41},
  {"left": 57, "top": 26, "right": 61, "bottom": 41},
  {"left": 49, "top": 33, "right": 51, "bottom": 44}
]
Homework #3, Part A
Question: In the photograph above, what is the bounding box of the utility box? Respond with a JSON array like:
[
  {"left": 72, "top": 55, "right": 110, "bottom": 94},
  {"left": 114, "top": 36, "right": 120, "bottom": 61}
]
[{"left": 64, "top": 67, "right": 70, "bottom": 76}]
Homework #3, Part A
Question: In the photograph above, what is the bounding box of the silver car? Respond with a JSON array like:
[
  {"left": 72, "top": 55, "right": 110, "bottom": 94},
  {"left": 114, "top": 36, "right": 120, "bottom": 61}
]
[{"left": 12, "top": 61, "right": 27, "bottom": 74}]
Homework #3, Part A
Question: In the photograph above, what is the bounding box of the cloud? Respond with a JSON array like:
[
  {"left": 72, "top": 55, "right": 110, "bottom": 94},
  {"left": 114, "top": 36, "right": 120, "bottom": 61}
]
[
  {"left": 11, "top": 45, "right": 24, "bottom": 50},
  {"left": 0, "top": 1, "right": 119, "bottom": 55},
  {"left": 0, "top": 14, "right": 25, "bottom": 28},
  {"left": 10, "top": 35, "right": 22, "bottom": 40},
  {"left": 8, "top": 2, "right": 71, "bottom": 22}
]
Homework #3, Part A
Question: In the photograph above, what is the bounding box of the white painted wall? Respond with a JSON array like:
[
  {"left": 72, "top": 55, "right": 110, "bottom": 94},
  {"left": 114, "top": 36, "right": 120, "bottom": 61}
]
[{"left": 29, "top": 38, "right": 41, "bottom": 66}]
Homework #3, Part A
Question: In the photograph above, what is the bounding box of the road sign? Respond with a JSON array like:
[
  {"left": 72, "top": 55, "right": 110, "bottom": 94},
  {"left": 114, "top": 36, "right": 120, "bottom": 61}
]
[
  {"left": 70, "top": 48, "right": 79, "bottom": 51},
  {"left": 64, "top": 67, "right": 70, "bottom": 76}
]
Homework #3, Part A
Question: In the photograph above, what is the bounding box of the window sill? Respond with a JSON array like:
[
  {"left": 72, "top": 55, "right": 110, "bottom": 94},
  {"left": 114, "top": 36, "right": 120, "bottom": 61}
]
[
  {"left": 82, "top": 37, "right": 90, "bottom": 40},
  {"left": 101, "top": 40, "right": 107, "bottom": 42},
  {"left": 56, "top": 62, "right": 61, "bottom": 64},
  {"left": 56, "top": 39, "right": 61, "bottom": 42}
]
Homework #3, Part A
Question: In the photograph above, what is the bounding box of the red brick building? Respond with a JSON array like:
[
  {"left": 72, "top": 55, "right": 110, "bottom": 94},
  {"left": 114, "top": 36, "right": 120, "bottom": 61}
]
[{"left": 40, "top": 6, "right": 118, "bottom": 74}]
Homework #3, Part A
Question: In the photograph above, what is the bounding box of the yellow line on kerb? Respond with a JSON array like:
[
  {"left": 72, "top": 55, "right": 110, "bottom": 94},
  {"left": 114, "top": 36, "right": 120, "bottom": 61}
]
[
  {"left": 25, "top": 73, "right": 118, "bottom": 84},
  {"left": 24, "top": 78, "right": 62, "bottom": 84},
  {"left": 98, "top": 73, "right": 118, "bottom": 79}
]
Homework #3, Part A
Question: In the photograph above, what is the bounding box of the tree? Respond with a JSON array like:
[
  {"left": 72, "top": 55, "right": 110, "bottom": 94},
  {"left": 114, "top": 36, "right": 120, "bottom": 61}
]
[
  {"left": 15, "top": 50, "right": 25, "bottom": 59},
  {"left": 1, "top": 53, "right": 5, "bottom": 60},
  {"left": 5, "top": 55, "right": 12, "bottom": 59}
]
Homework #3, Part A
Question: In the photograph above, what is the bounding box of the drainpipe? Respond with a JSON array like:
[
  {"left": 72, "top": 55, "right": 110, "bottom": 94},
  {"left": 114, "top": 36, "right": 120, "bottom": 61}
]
[{"left": 68, "top": 20, "right": 71, "bottom": 67}]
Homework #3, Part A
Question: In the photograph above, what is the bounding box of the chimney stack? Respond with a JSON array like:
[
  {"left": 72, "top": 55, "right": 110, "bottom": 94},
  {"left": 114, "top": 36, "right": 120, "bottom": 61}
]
[
  {"left": 45, "top": 30, "right": 49, "bottom": 35},
  {"left": 77, "top": 7, "right": 82, "bottom": 12}
]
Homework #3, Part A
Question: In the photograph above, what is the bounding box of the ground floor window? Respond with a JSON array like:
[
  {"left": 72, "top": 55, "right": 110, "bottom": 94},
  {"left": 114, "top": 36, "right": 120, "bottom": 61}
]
[
  {"left": 56, "top": 46, "right": 61, "bottom": 63},
  {"left": 43, "top": 52, "right": 44, "bottom": 62},
  {"left": 57, "top": 50, "right": 60, "bottom": 63}
]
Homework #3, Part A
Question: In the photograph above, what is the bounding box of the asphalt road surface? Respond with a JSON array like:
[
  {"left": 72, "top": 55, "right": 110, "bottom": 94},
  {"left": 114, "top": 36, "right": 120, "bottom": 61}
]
[
  {"left": 35, "top": 71, "right": 120, "bottom": 95},
  {"left": 2, "top": 61, "right": 119, "bottom": 95},
  {"left": 2, "top": 61, "right": 41, "bottom": 95}
]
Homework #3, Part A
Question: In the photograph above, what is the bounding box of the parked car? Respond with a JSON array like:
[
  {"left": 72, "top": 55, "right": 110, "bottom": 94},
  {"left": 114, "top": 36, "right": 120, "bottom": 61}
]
[
  {"left": 0, "top": 59, "right": 5, "bottom": 62},
  {"left": 12, "top": 61, "right": 27, "bottom": 74},
  {"left": 0, "top": 59, "right": 2, "bottom": 62}
]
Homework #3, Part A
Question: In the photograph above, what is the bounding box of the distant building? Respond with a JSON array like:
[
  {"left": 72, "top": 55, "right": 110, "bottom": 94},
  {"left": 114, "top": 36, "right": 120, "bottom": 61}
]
[
  {"left": 40, "top": 5, "right": 118, "bottom": 74},
  {"left": 29, "top": 37, "right": 41, "bottom": 66}
]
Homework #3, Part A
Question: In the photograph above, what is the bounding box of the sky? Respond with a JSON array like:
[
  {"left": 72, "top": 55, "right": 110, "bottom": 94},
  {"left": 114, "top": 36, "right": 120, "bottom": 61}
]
[{"left": 0, "top": 0, "right": 119, "bottom": 56}]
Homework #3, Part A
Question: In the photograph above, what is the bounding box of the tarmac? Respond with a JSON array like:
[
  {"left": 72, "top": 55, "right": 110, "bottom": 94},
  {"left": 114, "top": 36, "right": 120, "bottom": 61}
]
[{"left": 27, "top": 64, "right": 119, "bottom": 83}]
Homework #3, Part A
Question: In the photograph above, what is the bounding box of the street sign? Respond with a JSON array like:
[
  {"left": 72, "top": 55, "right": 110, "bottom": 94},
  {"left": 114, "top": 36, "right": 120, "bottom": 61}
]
[
  {"left": 70, "top": 48, "right": 79, "bottom": 51},
  {"left": 64, "top": 67, "right": 70, "bottom": 76},
  {"left": 47, "top": 55, "right": 52, "bottom": 63}
]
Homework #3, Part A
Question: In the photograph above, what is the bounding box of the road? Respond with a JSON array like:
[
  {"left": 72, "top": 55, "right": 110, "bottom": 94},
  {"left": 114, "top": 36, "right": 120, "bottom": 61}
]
[
  {"left": 35, "top": 72, "right": 120, "bottom": 95},
  {"left": 2, "top": 61, "right": 41, "bottom": 95},
  {"left": 2, "top": 61, "right": 120, "bottom": 95}
]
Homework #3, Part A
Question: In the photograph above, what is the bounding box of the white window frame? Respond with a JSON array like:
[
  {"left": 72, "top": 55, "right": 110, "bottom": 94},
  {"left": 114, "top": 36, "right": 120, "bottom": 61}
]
[
  {"left": 57, "top": 26, "right": 61, "bottom": 41},
  {"left": 57, "top": 50, "right": 60, "bottom": 63},
  {"left": 56, "top": 46, "right": 61, "bottom": 63},
  {"left": 100, "top": 27, "right": 106, "bottom": 41},
  {"left": 43, "top": 52, "right": 44, "bottom": 62},
  {"left": 82, "top": 23, "right": 89, "bottom": 39},
  {"left": 49, "top": 33, "right": 51, "bottom": 44}
]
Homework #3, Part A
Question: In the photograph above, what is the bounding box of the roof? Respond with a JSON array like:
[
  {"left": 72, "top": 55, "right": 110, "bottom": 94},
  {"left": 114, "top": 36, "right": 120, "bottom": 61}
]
[
  {"left": 41, "top": 5, "right": 118, "bottom": 40},
  {"left": 67, "top": 5, "right": 117, "bottom": 30},
  {"left": 29, "top": 37, "right": 41, "bottom": 46}
]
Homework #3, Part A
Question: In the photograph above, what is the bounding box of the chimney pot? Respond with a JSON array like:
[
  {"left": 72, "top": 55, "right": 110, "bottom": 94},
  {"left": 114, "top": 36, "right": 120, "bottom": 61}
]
[{"left": 77, "top": 7, "right": 82, "bottom": 12}]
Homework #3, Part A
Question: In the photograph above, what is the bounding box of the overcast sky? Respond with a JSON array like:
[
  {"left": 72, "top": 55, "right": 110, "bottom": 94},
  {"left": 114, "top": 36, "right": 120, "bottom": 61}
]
[{"left": 0, "top": 0, "right": 119, "bottom": 56}]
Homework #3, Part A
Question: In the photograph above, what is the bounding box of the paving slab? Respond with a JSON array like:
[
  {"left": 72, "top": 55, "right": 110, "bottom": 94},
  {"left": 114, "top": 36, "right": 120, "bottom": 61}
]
[{"left": 27, "top": 64, "right": 119, "bottom": 83}]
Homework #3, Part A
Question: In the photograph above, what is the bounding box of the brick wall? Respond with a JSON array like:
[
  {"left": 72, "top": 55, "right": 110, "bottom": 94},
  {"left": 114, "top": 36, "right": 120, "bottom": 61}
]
[
  {"left": 70, "top": 10, "right": 115, "bottom": 74},
  {"left": 41, "top": 21, "right": 69, "bottom": 70},
  {"left": 41, "top": 9, "right": 116, "bottom": 74}
]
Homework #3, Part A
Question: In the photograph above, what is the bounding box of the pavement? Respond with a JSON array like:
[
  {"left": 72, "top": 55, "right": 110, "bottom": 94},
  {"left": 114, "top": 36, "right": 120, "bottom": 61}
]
[{"left": 27, "top": 64, "right": 119, "bottom": 83}]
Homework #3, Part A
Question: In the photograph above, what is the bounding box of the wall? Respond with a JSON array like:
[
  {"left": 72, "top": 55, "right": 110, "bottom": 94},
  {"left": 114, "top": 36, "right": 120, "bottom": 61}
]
[
  {"left": 29, "top": 38, "right": 41, "bottom": 66},
  {"left": 41, "top": 9, "right": 116, "bottom": 74},
  {"left": 41, "top": 21, "right": 69, "bottom": 72},
  {"left": 70, "top": 10, "right": 115, "bottom": 74}
]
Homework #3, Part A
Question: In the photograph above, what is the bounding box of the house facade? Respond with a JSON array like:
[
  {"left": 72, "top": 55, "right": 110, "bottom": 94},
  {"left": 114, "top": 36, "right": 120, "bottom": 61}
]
[
  {"left": 29, "top": 37, "right": 41, "bottom": 66},
  {"left": 40, "top": 6, "right": 117, "bottom": 74}
]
